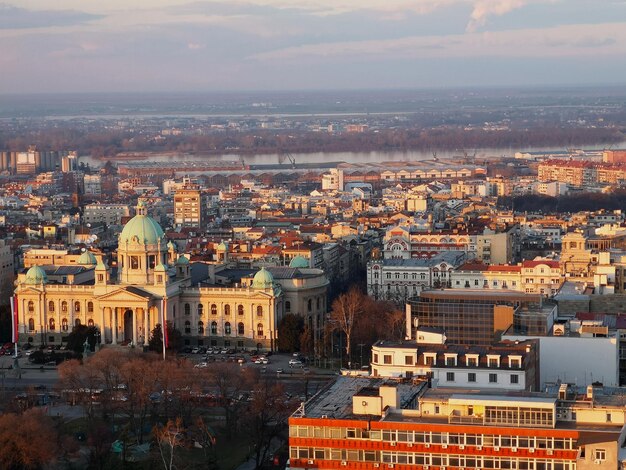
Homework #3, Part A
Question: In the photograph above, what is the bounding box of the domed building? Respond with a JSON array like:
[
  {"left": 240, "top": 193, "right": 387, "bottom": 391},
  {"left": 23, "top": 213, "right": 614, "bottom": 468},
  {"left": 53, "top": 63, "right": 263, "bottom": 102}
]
[{"left": 15, "top": 203, "right": 284, "bottom": 350}]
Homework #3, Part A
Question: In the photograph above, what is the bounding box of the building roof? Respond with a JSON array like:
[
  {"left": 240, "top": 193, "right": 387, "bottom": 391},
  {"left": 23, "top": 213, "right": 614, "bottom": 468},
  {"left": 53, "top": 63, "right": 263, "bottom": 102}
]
[{"left": 119, "top": 204, "right": 165, "bottom": 245}]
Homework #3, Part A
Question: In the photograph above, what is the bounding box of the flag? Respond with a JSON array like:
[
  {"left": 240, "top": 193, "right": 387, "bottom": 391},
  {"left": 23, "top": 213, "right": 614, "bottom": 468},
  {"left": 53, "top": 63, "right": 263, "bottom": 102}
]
[{"left": 10, "top": 295, "right": 18, "bottom": 344}]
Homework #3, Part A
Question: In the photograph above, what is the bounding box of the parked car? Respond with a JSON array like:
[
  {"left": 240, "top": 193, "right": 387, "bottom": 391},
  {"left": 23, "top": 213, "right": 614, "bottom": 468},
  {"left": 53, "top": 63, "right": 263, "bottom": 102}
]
[{"left": 289, "top": 359, "right": 303, "bottom": 367}]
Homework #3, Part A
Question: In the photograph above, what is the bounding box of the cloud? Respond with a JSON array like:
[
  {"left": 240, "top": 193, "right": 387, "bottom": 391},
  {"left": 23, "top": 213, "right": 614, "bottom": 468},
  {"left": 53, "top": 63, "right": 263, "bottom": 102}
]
[
  {"left": 187, "top": 42, "right": 204, "bottom": 49},
  {"left": 250, "top": 22, "right": 626, "bottom": 61},
  {"left": 466, "top": 0, "right": 555, "bottom": 32},
  {"left": 0, "top": 3, "right": 101, "bottom": 29}
]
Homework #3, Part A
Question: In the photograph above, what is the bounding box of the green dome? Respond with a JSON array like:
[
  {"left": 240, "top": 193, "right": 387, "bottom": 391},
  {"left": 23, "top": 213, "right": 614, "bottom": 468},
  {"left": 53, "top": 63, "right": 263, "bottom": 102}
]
[
  {"left": 25, "top": 265, "right": 48, "bottom": 285},
  {"left": 77, "top": 250, "right": 97, "bottom": 265},
  {"left": 119, "top": 207, "right": 165, "bottom": 246},
  {"left": 289, "top": 255, "right": 309, "bottom": 268},
  {"left": 167, "top": 241, "right": 175, "bottom": 250},
  {"left": 217, "top": 241, "right": 227, "bottom": 251},
  {"left": 252, "top": 267, "right": 274, "bottom": 289},
  {"left": 176, "top": 255, "right": 189, "bottom": 265}
]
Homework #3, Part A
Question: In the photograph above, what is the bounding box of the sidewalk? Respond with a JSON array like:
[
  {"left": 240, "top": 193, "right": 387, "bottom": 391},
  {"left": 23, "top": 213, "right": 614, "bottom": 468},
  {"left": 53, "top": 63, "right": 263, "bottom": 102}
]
[{"left": 235, "top": 437, "right": 283, "bottom": 470}]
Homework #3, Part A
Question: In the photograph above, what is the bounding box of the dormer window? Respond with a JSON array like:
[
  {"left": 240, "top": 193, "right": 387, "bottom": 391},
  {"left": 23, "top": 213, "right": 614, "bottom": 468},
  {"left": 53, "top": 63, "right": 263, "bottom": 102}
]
[
  {"left": 444, "top": 353, "right": 457, "bottom": 367},
  {"left": 487, "top": 355, "right": 501, "bottom": 368},
  {"left": 424, "top": 353, "right": 436, "bottom": 366},
  {"left": 509, "top": 355, "right": 522, "bottom": 369},
  {"left": 466, "top": 354, "right": 479, "bottom": 367}
]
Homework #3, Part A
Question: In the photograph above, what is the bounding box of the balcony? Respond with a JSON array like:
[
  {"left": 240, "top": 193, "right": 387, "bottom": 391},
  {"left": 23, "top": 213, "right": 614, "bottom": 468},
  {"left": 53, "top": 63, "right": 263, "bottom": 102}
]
[{"left": 448, "top": 410, "right": 483, "bottom": 425}]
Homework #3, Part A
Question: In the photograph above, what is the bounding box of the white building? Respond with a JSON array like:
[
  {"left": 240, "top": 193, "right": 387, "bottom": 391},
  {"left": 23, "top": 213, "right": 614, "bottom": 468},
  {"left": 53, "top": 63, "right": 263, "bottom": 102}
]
[
  {"left": 371, "top": 336, "right": 539, "bottom": 391},
  {"left": 83, "top": 174, "right": 102, "bottom": 197},
  {"left": 321, "top": 169, "right": 344, "bottom": 191}
]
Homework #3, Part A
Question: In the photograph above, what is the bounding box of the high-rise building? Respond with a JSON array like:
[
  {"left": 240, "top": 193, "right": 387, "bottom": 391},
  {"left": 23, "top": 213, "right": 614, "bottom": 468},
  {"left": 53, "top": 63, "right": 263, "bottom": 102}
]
[{"left": 173, "top": 177, "right": 204, "bottom": 228}]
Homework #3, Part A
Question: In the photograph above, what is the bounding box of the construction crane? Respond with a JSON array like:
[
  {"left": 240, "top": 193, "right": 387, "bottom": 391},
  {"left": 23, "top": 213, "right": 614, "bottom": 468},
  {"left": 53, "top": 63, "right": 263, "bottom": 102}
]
[{"left": 279, "top": 151, "right": 296, "bottom": 169}]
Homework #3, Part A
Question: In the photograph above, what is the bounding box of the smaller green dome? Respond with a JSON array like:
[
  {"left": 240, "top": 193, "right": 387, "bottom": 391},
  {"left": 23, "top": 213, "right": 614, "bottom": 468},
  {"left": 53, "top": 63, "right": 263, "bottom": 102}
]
[
  {"left": 154, "top": 263, "right": 167, "bottom": 272},
  {"left": 167, "top": 241, "right": 175, "bottom": 250},
  {"left": 77, "top": 250, "right": 97, "bottom": 265},
  {"left": 176, "top": 255, "right": 189, "bottom": 265},
  {"left": 252, "top": 267, "right": 274, "bottom": 289},
  {"left": 217, "top": 241, "right": 227, "bottom": 251},
  {"left": 25, "top": 265, "right": 48, "bottom": 285},
  {"left": 96, "top": 259, "right": 108, "bottom": 270},
  {"left": 289, "top": 255, "right": 309, "bottom": 268}
]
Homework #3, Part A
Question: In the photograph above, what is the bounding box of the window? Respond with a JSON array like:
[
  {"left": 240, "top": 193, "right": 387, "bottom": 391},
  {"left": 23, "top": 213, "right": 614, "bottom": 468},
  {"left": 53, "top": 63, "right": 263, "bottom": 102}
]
[
  {"left": 224, "top": 305, "right": 231, "bottom": 316},
  {"left": 87, "top": 302, "right": 93, "bottom": 313},
  {"left": 238, "top": 322, "right": 244, "bottom": 335},
  {"left": 28, "top": 318, "right": 35, "bottom": 331},
  {"left": 606, "top": 413, "right": 612, "bottom": 423},
  {"left": 62, "top": 318, "right": 68, "bottom": 331},
  {"left": 198, "top": 321, "right": 204, "bottom": 334},
  {"left": 74, "top": 301, "right": 80, "bottom": 313},
  {"left": 510, "top": 374, "right": 519, "bottom": 384},
  {"left": 49, "top": 318, "right": 55, "bottom": 330},
  {"left": 373, "top": 353, "right": 379, "bottom": 363},
  {"left": 75, "top": 319, "right": 81, "bottom": 327},
  {"left": 130, "top": 256, "right": 139, "bottom": 269},
  {"left": 61, "top": 301, "right": 68, "bottom": 313},
  {"left": 468, "top": 372, "right": 476, "bottom": 382},
  {"left": 425, "top": 355, "right": 434, "bottom": 366},
  {"left": 488, "top": 357, "right": 499, "bottom": 368},
  {"left": 467, "top": 356, "right": 478, "bottom": 367},
  {"left": 285, "top": 301, "right": 291, "bottom": 312},
  {"left": 238, "top": 305, "right": 244, "bottom": 316},
  {"left": 257, "top": 306, "right": 263, "bottom": 317},
  {"left": 28, "top": 301, "right": 35, "bottom": 313},
  {"left": 48, "top": 301, "right": 55, "bottom": 313},
  {"left": 210, "top": 321, "right": 217, "bottom": 335},
  {"left": 307, "top": 299, "right": 312, "bottom": 312},
  {"left": 595, "top": 449, "right": 606, "bottom": 462},
  {"left": 405, "top": 356, "right": 413, "bottom": 365},
  {"left": 489, "top": 373, "right": 498, "bottom": 383},
  {"left": 185, "top": 321, "right": 191, "bottom": 334},
  {"left": 211, "top": 304, "right": 217, "bottom": 315},
  {"left": 87, "top": 319, "right": 94, "bottom": 327},
  {"left": 446, "top": 372, "right": 455, "bottom": 382},
  {"left": 445, "top": 356, "right": 456, "bottom": 366},
  {"left": 184, "top": 303, "right": 191, "bottom": 315},
  {"left": 225, "top": 322, "right": 231, "bottom": 335},
  {"left": 383, "top": 355, "right": 392, "bottom": 364},
  {"left": 257, "top": 323, "right": 264, "bottom": 337},
  {"left": 197, "top": 304, "right": 203, "bottom": 316}
]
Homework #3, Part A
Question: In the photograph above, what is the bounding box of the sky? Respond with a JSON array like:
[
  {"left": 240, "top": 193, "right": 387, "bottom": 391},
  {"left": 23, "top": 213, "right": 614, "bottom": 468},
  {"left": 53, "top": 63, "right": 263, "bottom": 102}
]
[{"left": 1, "top": 0, "right": 626, "bottom": 93}]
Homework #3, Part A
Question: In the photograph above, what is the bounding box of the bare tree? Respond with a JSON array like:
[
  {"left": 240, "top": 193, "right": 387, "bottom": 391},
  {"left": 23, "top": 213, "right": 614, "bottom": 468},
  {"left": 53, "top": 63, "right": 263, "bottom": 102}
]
[
  {"left": 154, "top": 417, "right": 185, "bottom": 470},
  {"left": 329, "top": 286, "right": 366, "bottom": 367}
]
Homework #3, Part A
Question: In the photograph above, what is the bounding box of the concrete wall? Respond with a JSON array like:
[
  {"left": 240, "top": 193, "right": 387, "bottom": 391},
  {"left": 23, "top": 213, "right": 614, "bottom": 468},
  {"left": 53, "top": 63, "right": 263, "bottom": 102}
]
[{"left": 503, "top": 334, "right": 619, "bottom": 387}]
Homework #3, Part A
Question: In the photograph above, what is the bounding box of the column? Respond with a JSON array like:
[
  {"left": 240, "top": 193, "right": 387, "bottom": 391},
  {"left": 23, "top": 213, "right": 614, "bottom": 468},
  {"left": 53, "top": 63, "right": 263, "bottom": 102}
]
[
  {"left": 100, "top": 308, "right": 106, "bottom": 344},
  {"left": 112, "top": 308, "right": 118, "bottom": 344},
  {"left": 132, "top": 308, "right": 138, "bottom": 346},
  {"left": 144, "top": 307, "right": 149, "bottom": 346}
]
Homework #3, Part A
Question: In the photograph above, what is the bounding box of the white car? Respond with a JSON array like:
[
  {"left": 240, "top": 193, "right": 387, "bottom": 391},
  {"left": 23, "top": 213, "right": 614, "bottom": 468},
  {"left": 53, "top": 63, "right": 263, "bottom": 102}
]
[
  {"left": 194, "top": 362, "right": 208, "bottom": 368},
  {"left": 289, "top": 359, "right": 303, "bottom": 367}
]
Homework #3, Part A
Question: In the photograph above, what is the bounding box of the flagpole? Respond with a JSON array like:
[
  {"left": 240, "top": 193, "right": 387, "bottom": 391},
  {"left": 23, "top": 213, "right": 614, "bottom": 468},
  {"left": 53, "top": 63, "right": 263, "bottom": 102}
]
[{"left": 161, "top": 297, "right": 167, "bottom": 360}]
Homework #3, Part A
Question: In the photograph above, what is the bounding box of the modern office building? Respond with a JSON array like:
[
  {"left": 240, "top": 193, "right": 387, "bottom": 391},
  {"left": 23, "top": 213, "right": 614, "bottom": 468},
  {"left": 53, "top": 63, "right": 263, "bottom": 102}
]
[
  {"left": 173, "top": 178, "right": 204, "bottom": 228},
  {"left": 289, "top": 377, "right": 626, "bottom": 470},
  {"left": 406, "top": 289, "right": 556, "bottom": 345}
]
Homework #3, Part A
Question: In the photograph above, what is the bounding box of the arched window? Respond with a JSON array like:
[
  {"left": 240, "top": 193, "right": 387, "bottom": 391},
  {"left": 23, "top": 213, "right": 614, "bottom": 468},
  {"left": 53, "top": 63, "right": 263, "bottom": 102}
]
[
  {"left": 256, "top": 306, "right": 263, "bottom": 317},
  {"left": 285, "top": 301, "right": 291, "bottom": 312},
  {"left": 307, "top": 299, "right": 312, "bottom": 312},
  {"left": 238, "top": 305, "right": 244, "bottom": 316},
  {"left": 237, "top": 322, "right": 244, "bottom": 336},
  {"left": 211, "top": 321, "right": 217, "bottom": 335},
  {"left": 87, "top": 302, "right": 94, "bottom": 313},
  {"left": 211, "top": 304, "right": 217, "bottom": 315},
  {"left": 257, "top": 323, "right": 264, "bottom": 337},
  {"left": 62, "top": 318, "right": 68, "bottom": 331},
  {"left": 87, "top": 319, "right": 94, "bottom": 327},
  {"left": 184, "top": 303, "right": 191, "bottom": 315},
  {"left": 184, "top": 320, "right": 191, "bottom": 334},
  {"left": 61, "top": 301, "right": 68, "bottom": 313},
  {"left": 197, "top": 304, "right": 204, "bottom": 316},
  {"left": 28, "top": 301, "right": 34, "bottom": 313},
  {"left": 224, "top": 305, "right": 231, "bottom": 316},
  {"left": 75, "top": 318, "right": 81, "bottom": 327},
  {"left": 74, "top": 301, "right": 80, "bottom": 313},
  {"left": 48, "top": 301, "right": 55, "bottom": 313},
  {"left": 198, "top": 321, "right": 204, "bottom": 334},
  {"left": 28, "top": 318, "right": 35, "bottom": 331},
  {"left": 49, "top": 318, "right": 55, "bottom": 330},
  {"left": 224, "top": 322, "right": 231, "bottom": 335}
]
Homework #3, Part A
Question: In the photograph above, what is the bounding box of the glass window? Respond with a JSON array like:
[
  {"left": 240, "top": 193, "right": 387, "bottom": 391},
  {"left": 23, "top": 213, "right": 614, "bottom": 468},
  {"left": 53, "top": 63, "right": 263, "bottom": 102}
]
[
  {"left": 198, "top": 321, "right": 204, "bottom": 334},
  {"left": 257, "top": 323, "right": 264, "bottom": 336},
  {"left": 49, "top": 318, "right": 55, "bottom": 330},
  {"left": 48, "top": 301, "right": 55, "bottom": 313},
  {"left": 510, "top": 374, "right": 519, "bottom": 384},
  {"left": 211, "top": 304, "right": 217, "bottom": 315},
  {"left": 257, "top": 305, "right": 263, "bottom": 316},
  {"left": 184, "top": 303, "right": 191, "bottom": 315},
  {"left": 489, "top": 373, "right": 498, "bottom": 383},
  {"left": 468, "top": 372, "right": 476, "bottom": 382},
  {"left": 238, "top": 305, "right": 244, "bottom": 316},
  {"left": 197, "top": 304, "right": 204, "bottom": 316},
  {"left": 224, "top": 305, "right": 231, "bottom": 315},
  {"left": 446, "top": 372, "right": 455, "bottom": 382},
  {"left": 210, "top": 321, "right": 217, "bottom": 335},
  {"left": 238, "top": 322, "right": 244, "bottom": 335},
  {"left": 225, "top": 322, "right": 231, "bottom": 335},
  {"left": 185, "top": 320, "right": 191, "bottom": 333}
]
